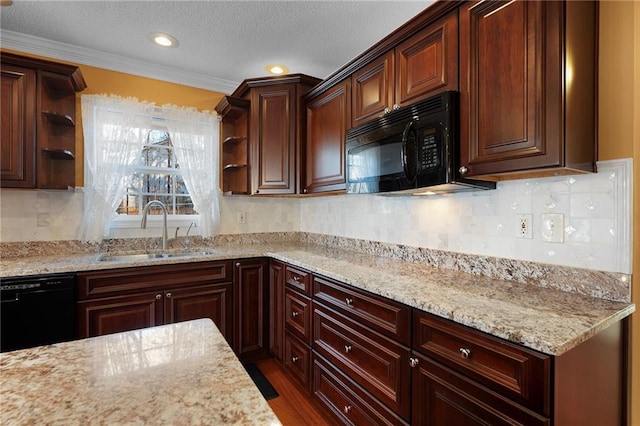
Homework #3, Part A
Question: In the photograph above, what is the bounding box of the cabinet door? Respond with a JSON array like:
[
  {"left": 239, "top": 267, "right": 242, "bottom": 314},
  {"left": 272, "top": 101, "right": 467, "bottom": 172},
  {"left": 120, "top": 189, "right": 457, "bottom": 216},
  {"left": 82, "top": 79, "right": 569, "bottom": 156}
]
[
  {"left": 269, "top": 260, "right": 285, "bottom": 361},
  {"left": 411, "top": 352, "right": 549, "bottom": 426},
  {"left": 1, "top": 64, "right": 36, "bottom": 188},
  {"left": 351, "top": 51, "right": 394, "bottom": 127},
  {"left": 459, "top": 1, "right": 562, "bottom": 177},
  {"left": 235, "top": 259, "right": 269, "bottom": 361},
  {"left": 395, "top": 10, "right": 458, "bottom": 107},
  {"left": 77, "top": 292, "right": 163, "bottom": 338},
  {"left": 164, "top": 284, "right": 233, "bottom": 346},
  {"left": 251, "top": 85, "right": 296, "bottom": 194},
  {"left": 305, "top": 79, "right": 350, "bottom": 193}
]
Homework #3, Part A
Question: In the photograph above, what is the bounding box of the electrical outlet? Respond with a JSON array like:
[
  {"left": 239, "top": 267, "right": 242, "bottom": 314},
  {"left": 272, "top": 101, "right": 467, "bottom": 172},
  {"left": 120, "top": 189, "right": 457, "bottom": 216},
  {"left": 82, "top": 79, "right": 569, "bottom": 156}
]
[
  {"left": 517, "top": 214, "right": 533, "bottom": 239},
  {"left": 237, "top": 211, "right": 246, "bottom": 224},
  {"left": 541, "top": 213, "right": 564, "bottom": 243}
]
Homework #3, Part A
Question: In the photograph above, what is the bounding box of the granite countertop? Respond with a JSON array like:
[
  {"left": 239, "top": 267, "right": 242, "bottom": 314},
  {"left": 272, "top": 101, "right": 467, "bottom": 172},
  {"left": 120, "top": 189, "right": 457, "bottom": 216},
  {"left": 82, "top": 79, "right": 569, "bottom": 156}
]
[
  {"left": 0, "top": 242, "right": 634, "bottom": 356},
  {"left": 0, "top": 319, "right": 281, "bottom": 426}
]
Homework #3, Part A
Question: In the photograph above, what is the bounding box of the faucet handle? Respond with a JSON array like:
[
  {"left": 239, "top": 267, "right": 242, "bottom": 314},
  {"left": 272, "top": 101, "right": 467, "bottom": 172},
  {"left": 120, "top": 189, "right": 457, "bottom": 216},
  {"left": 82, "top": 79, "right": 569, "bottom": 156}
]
[{"left": 174, "top": 227, "right": 180, "bottom": 239}]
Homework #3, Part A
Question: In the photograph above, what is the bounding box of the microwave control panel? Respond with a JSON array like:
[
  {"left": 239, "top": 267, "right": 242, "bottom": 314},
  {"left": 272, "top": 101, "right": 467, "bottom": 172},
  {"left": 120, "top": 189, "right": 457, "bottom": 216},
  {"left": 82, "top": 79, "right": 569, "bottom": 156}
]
[{"left": 418, "top": 133, "right": 440, "bottom": 172}]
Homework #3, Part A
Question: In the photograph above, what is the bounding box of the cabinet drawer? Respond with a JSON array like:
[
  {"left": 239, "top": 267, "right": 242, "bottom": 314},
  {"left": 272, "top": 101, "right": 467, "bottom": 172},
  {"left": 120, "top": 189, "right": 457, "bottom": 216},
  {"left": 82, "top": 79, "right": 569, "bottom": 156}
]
[
  {"left": 284, "top": 331, "right": 311, "bottom": 391},
  {"left": 313, "top": 275, "right": 411, "bottom": 345},
  {"left": 412, "top": 352, "right": 549, "bottom": 426},
  {"left": 313, "top": 305, "right": 411, "bottom": 420},
  {"left": 285, "top": 287, "right": 312, "bottom": 344},
  {"left": 413, "top": 311, "right": 550, "bottom": 415},
  {"left": 77, "top": 261, "right": 232, "bottom": 299},
  {"left": 313, "top": 354, "right": 409, "bottom": 426},
  {"left": 285, "top": 265, "right": 312, "bottom": 296}
]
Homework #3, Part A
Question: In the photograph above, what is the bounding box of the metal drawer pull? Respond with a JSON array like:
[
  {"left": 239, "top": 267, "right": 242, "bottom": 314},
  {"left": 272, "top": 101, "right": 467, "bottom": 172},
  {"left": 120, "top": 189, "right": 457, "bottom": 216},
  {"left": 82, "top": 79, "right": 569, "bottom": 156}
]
[
  {"left": 343, "top": 405, "right": 352, "bottom": 414},
  {"left": 291, "top": 311, "right": 299, "bottom": 318},
  {"left": 293, "top": 276, "right": 300, "bottom": 282},
  {"left": 291, "top": 356, "right": 299, "bottom": 363},
  {"left": 155, "top": 294, "right": 162, "bottom": 300},
  {"left": 459, "top": 348, "right": 471, "bottom": 359},
  {"left": 409, "top": 357, "right": 420, "bottom": 367},
  {"left": 165, "top": 292, "right": 172, "bottom": 298},
  {"left": 345, "top": 297, "right": 353, "bottom": 306},
  {"left": 344, "top": 345, "right": 352, "bottom": 353}
]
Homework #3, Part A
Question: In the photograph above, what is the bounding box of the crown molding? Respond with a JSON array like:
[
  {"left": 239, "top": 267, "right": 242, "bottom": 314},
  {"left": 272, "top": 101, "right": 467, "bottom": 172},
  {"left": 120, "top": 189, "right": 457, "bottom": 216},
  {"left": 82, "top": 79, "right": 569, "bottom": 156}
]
[{"left": 0, "top": 30, "right": 239, "bottom": 94}]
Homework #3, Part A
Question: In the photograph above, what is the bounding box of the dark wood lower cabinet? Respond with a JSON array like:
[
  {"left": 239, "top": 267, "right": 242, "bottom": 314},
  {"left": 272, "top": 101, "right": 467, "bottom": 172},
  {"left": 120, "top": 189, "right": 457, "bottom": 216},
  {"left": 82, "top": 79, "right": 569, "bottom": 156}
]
[
  {"left": 269, "top": 260, "right": 285, "bottom": 361},
  {"left": 234, "top": 258, "right": 269, "bottom": 361},
  {"left": 78, "top": 292, "right": 163, "bottom": 338},
  {"left": 411, "top": 352, "right": 549, "bottom": 426}
]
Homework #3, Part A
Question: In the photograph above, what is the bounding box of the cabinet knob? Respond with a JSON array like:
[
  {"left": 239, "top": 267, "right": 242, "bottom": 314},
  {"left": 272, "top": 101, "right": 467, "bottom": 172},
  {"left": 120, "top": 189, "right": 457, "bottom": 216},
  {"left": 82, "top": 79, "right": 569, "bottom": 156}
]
[
  {"left": 343, "top": 405, "right": 352, "bottom": 414},
  {"left": 459, "top": 166, "right": 469, "bottom": 175},
  {"left": 303, "top": 188, "right": 308, "bottom": 194},
  {"left": 409, "top": 357, "right": 420, "bottom": 368},
  {"left": 393, "top": 103, "right": 400, "bottom": 111},
  {"left": 293, "top": 276, "right": 300, "bottom": 282},
  {"left": 384, "top": 107, "right": 391, "bottom": 114},
  {"left": 344, "top": 345, "right": 352, "bottom": 353},
  {"left": 291, "top": 356, "right": 299, "bottom": 363},
  {"left": 155, "top": 294, "right": 162, "bottom": 300},
  {"left": 459, "top": 348, "right": 471, "bottom": 359},
  {"left": 292, "top": 311, "right": 299, "bottom": 318},
  {"left": 236, "top": 262, "right": 241, "bottom": 267},
  {"left": 345, "top": 297, "right": 353, "bottom": 306},
  {"left": 165, "top": 292, "right": 172, "bottom": 298}
]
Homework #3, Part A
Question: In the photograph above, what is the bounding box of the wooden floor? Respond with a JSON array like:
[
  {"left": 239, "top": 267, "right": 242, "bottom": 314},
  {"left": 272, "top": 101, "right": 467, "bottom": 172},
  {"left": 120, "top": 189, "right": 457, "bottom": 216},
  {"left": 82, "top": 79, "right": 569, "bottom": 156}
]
[{"left": 255, "top": 358, "right": 336, "bottom": 426}]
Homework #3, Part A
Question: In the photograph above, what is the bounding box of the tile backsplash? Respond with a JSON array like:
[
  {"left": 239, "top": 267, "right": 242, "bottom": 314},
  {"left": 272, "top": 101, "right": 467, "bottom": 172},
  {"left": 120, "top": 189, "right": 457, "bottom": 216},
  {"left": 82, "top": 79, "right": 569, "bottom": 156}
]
[{"left": 0, "top": 159, "right": 632, "bottom": 274}]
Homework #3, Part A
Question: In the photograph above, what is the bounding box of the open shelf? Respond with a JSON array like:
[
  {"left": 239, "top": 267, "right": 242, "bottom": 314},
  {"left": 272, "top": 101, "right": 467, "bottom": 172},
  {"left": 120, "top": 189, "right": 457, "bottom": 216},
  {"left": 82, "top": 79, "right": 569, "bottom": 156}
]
[
  {"left": 42, "top": 148, "right": 75, "bottom": 160},
  {"left": 223, "top": 136, "right": 246, "bottom": 145},
  {"left": 42, "top": 110, "right": 75, "bottom": 127}
]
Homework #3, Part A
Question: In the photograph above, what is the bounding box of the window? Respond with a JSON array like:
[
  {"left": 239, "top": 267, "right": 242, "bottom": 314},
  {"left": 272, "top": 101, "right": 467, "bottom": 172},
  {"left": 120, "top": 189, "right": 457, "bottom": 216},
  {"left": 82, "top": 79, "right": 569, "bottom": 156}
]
[
  {"left": 80, "top": 94, "right": 220, "bottom": 242},
  {"left": 116, "top": 129, "right": 195, "bottom": 217}
]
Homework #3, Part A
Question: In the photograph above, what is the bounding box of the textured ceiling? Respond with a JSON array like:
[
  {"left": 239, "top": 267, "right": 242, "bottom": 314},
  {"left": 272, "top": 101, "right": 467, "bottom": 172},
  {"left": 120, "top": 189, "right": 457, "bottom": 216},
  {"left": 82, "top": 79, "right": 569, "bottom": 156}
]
[{"left": 0, "top": 0, "right": 433, "bottom": 92}]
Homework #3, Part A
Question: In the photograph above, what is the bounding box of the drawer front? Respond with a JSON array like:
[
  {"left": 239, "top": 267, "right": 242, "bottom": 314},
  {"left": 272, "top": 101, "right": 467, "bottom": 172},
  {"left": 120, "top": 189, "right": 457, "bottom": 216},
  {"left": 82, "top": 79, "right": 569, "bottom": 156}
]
[
  {"left": 285, "top": 265, "right": 312, "bottom": 296},
  {"left": 313, "top": 354, "right": 409, "bottom": 426},
  {"left": 284, "top": 331, "right": 311, "bottom": 391},
  {"left": 78, "top": 261, "right": 232, "bottom": 299},
  {"left": 413, "top": 311, "right": 550, "bottom": 415},
  {"left": 313, "top": 275, "right": 411, "bottom": 345},
  {"left": 313, "top": 305, "right": 411, "bottom": 420},
  {"left": 285, "top": 287, "right": 312, "bottom": 344},
  {"left": 412, "top": 352, "right": 549, "bottom": 426}
]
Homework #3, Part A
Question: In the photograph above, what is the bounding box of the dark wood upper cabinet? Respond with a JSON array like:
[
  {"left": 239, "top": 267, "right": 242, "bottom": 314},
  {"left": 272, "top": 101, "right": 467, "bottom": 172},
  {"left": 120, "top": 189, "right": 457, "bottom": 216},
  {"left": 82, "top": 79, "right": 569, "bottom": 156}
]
[
  {"left": 217, "top": 74, "right": 321, "bottom": 196},
  {"left": 1, "top": 63, "right": 36, "bottom": 188},
  {"left": 459, "top": 0, "right": 597, "bottom": 179},
  {"left": 352, "top": 10, "right": 458, "bottom": 128},
  {"left": 0, "top": 52, "right": 86, "bottom": 189},
  {"left": 304, "top": 79, "right": 351, "bottom": 194}
]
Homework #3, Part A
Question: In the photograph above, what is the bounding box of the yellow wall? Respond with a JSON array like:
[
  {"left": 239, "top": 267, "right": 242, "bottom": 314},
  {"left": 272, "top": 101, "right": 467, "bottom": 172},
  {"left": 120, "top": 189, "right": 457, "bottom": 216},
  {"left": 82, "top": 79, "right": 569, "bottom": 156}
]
[
  {"left": 599, "top": 2, "right": 639, "bottom": 424},
  {"left": 1, "top": 49, "right": 226, "bottom": 186}
]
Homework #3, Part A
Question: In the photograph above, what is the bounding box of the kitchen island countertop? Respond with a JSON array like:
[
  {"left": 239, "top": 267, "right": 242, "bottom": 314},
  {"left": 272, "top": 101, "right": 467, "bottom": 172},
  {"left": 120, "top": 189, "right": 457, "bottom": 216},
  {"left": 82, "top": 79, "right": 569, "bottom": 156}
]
[
  {"left": 0, "top": 241, "right": 634, "bottom": 356},
  {"left": 0, "top": 319, "right": 281, "bottom": 426}
]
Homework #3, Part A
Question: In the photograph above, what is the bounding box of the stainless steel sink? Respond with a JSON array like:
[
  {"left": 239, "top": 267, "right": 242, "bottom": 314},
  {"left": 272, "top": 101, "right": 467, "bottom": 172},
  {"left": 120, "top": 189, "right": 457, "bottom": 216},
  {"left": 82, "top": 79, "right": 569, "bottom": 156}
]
[{"left": 98, "top": 251, "right": 218, "bottom": 262}]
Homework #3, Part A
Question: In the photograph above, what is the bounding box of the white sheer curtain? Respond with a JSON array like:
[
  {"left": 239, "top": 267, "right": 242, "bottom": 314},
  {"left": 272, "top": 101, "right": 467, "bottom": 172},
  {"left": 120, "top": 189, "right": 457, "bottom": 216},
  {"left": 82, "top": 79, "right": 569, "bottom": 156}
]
[
  {"left": 162, "top": 105, "right": 221, "bottom": 237},
  {"left": 79, "top": 95, "right": 155, "bottom": 241}
]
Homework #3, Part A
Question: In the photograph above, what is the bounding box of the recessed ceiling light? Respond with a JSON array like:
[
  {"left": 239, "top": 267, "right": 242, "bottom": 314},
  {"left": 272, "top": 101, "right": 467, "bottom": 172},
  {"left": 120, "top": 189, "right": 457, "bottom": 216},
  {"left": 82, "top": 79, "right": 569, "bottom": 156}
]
[
  {"left": 149, "top": 32, "right": 179, "bottom": 48},
  {"left": 266, "top": 64, "right": 289, "bottom": 75}
]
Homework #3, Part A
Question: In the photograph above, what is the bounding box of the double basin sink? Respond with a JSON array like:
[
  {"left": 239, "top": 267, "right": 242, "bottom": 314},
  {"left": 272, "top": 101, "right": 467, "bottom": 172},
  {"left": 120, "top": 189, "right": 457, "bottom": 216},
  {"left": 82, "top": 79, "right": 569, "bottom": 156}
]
[{"left": 98, "top": 251, "right": 218, "bottom": 262}]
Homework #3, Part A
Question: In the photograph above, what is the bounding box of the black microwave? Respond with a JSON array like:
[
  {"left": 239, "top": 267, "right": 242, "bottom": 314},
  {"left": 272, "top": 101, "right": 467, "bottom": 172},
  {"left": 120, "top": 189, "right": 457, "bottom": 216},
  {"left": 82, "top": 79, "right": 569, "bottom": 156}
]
[{"left": 345, "top": 91, "right": 495, "bottom": 194}]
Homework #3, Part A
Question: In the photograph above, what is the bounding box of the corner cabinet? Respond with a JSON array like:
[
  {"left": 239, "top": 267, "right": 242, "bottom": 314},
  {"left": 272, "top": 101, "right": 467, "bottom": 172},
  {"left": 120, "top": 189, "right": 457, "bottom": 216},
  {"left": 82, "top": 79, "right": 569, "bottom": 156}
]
[
  {"left": 216, "top": 74, "right": 321, "bottom": 196},
  {"left": 351, "top": 9, "right": 458, "bottom": 127},
  {"left": 304, "top": 79, "right": 351, "bottom": 194},
  {"left": 459, "top": 0, "right": 597, "bottom": 179},
  {"left": 0, "top": 52, "right": 86, "bottom": 189}
]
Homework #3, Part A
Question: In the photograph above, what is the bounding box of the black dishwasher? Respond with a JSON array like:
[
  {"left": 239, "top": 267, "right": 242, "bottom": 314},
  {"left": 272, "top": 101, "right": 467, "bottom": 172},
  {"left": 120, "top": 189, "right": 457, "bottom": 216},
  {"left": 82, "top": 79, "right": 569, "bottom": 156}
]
[{"left": 1, "top": 273, "right": 76, "bottom": 352}]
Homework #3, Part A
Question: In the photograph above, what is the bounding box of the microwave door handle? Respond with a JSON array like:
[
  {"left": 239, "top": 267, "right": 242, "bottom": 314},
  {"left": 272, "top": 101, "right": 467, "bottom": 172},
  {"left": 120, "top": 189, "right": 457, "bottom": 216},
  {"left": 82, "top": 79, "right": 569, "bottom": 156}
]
[{"left": 402, "top": 121, "right": 417, "bottom": 183}]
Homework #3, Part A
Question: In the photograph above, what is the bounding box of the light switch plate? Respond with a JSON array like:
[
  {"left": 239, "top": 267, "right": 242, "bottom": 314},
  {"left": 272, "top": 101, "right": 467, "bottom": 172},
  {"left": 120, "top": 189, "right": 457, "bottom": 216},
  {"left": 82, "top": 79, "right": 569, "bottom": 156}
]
[{"left": 541, "top": 213, "right": 564, "bottom": 243}]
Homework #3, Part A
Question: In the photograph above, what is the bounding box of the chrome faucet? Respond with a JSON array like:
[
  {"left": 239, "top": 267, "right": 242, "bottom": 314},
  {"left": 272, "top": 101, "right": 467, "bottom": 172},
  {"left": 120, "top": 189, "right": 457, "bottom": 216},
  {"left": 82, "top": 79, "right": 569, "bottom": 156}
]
[{"left": 140, "top": 200, "right": 169, "bottom": 250}]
